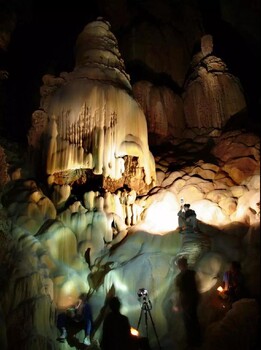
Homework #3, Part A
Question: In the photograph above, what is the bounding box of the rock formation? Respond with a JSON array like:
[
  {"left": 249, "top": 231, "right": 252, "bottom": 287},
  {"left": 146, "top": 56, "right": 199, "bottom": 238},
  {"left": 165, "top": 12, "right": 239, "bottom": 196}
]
[
  {"left": 0, "top": 12, "right": 260, "bottom": 350},
  {"left": 28, "top": 18, "right": 156, "bottom": 196},
  {"left": 133, "top": 81, "right": 185, "bottom": 145},
  {"left": 183, "top": 35, "right": 247, "bottom": 130}
]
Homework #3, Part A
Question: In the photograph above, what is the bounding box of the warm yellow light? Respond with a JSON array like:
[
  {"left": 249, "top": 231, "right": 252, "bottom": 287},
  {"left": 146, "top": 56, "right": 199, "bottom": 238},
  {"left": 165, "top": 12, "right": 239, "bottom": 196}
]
[
  {"left": 217, "top": 286, "right": 223, "bottom": 292},
  {"left": 131, "top": 327, "right": 139, "bottom": 337},
  {"left": 143, "top": 193, "right": 179, "bottom": 233}
]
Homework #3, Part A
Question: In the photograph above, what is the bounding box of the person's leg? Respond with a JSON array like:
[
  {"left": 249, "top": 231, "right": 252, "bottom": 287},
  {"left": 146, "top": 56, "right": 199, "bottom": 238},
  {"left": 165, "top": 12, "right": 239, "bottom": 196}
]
[
  {"left": 82, "top": 303, "right": 93, "bottom": 345},
  {"left": 57, "top": 313, "right": 68, "bottom": 340},
  {"left": 183, "top": 306, "right": 201, "bottom": 346}
]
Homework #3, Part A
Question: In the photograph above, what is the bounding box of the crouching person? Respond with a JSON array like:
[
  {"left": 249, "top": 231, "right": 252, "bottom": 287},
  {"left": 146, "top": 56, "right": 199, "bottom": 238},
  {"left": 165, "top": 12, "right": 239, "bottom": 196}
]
[{"left": 57, "top": 293, "right": 93, "bottom": 346}]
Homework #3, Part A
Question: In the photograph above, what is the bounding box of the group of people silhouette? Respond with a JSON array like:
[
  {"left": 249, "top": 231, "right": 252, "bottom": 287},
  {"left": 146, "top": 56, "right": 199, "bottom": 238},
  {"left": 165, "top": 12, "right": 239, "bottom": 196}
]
[
  {"left": 56, "top": 294, "right": 142, "bottom": 349},
  {"left": 55, "top": 202, "right": 247, "bottom": 349}
]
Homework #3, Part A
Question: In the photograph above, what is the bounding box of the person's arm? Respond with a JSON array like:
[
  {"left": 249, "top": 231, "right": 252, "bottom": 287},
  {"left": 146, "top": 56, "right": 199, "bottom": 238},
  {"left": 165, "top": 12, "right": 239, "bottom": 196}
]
[
  {"left": 191, "top": 215, "right": 198, "bottom": 231},
  {"left": 178, "top": 206, "right": 185, "bottom": 217}
]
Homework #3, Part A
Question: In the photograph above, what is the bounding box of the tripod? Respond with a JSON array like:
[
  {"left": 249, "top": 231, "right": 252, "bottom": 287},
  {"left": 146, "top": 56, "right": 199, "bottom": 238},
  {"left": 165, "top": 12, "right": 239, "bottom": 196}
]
[{"left": 137, "top": 299, "right": 162, "bottom": 350}]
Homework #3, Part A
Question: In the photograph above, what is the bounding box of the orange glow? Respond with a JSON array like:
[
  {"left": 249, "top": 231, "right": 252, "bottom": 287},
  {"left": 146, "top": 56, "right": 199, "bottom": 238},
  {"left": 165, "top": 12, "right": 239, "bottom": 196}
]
[
  {"left": 131, "top": 327, "right": 139, "bottom": 337},
  {"left": 217, "top": 286, "right": 224, "bottom": 292}
]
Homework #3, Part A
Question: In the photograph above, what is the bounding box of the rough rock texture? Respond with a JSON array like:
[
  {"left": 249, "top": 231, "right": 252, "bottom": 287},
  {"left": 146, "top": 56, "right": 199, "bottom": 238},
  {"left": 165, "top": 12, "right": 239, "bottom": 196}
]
[
  {"left": 1, "top": 128, "right": 260, "bottom": 350},
  {"left": 0, "top": 7, "right": 260, "bottom": 350},
  {"left": 28, "top": 18, "right": 156, "bottom": 195},
  {"left": 211, "top": 130, "right": 260, "bottom": 184},
  {"left": 183, "top": 35, "right": 246, "bottom": 129},
  {"left": 133, "top": 80, "right": 185, "bottom": 145},
  {"left": 0, "top": 227, "right": 58, "bottom": 350}
]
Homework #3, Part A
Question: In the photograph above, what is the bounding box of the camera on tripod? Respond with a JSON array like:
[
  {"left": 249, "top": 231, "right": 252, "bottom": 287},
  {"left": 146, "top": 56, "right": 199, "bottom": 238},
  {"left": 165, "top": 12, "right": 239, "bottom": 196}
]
[
  {"left": 136, "top": 288, "right": 162, "bottom": 349},
  {"left": 137, "top": 288, "right": 149, "bottom": 303}
]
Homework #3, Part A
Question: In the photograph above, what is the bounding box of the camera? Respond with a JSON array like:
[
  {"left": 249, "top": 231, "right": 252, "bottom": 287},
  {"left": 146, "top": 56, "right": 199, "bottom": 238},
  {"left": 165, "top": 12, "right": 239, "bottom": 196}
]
[
  {"left": 137, "top": 288, "right": 148, "bottom": 298},
  {"left": 137, "top": 288, "right": 150, "bottom": 303}
]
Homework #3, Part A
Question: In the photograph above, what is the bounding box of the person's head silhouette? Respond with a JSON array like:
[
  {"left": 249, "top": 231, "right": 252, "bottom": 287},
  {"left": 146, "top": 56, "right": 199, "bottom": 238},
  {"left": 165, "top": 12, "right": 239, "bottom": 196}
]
[
  {"left": 108, "top": 296, "right": 121, "bottom": 312},
  {"left": 177, "top": 256, "right": 188, "bottom": 270}
]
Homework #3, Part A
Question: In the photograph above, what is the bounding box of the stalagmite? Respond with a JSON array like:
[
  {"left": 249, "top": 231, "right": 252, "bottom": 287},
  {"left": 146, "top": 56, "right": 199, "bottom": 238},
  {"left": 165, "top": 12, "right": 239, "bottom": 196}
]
[{"left": 29, "top": 18, "right": 156, "bottom": 195}]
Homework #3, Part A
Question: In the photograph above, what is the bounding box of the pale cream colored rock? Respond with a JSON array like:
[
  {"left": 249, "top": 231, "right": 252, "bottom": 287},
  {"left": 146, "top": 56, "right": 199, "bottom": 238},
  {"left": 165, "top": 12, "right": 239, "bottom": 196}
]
[
  {"left": 156, "top": 169, "right": 166, "bottom": 186},
  {"left": 230, "top": 185, "right": 248, "bottom": 198},
  {"left": 185, "top": 177, "right": 215, "bottom": 194},
  {"left": 192, "top": 199, "right": 230, "bottom": 226},
  {"left": 38, "top": 221, "right": 78, "bottom": 265},
  {"left": 222, "top": 157, "right": 259, "bottom": 184},
  {"left": 242, "top": 174, "right": 260, "bottom": 190},
  {"left": 230, "top": 190, "right": 260, "bottom": 224},
  {"left": 83, "top": 190, "right": 96, "bottom": 211},
  {"left": 190, "top": 166, "right": 216, "bottom": 180},
  {"left": 170, "top": 178, "right": 186, "bottom": 193},
  {"left": 28, "top": 18, "right": 156, "bottom": 195},
  {"left": 142, "top": 190, "right": 180, "bottom": 233},
  {"left": 206, "top": 189, "right": 233, "bottom": 203},
  {"left": 219, "top": 197, "right": 237, "bottom": 216},
  {"left": 51, "top": 184, "right": 71, "bottom": 208},
  {"left": 214, "top": 171, "right": 236, "bottom": 187},
  {"left": 161, "top": 170, "right": 185, "bottom": 188},
  {"left": 178, "top": 184, "right": 204, "bottom": 203}
]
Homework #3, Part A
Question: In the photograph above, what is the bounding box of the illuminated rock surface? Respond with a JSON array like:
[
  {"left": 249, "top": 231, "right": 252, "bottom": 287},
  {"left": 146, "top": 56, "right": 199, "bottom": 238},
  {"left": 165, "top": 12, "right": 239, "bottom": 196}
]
[
  {"left": 28, "top": 18, "right": 156, "bottom": 195},
  {"left": 0, "top": 9, "right": 260, "bottom": 350},
  {"left": 0, "top": 125, "right": 260, "bottom": 349}
]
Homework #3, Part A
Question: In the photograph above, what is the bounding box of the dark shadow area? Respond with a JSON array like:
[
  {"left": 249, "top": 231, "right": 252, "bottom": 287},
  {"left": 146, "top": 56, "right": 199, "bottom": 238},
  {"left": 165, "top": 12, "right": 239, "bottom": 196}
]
[
  {"left": 223, "top": 108, "right": 261, "bottom": 135},
  {"left": 126, "top": 59, "right": 184, "bottom": 94}
]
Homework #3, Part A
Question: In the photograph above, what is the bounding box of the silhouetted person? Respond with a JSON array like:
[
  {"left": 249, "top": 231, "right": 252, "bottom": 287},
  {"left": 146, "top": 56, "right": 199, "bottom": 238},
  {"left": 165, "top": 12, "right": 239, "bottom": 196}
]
[
  {"left": 222, "top": 261, "right": 246, "bottom": 303},
  {"left": 101, "top": 296, "right": 134, "bottom": 350},
  {"left": 178, "top": 203, "right": 198, "bottom": 234},
  {"left": 174, "top": 257, "right": 201, "bottom": 347},
  {"left": 57, "top": 293, "right": 93, "bottom": 346}
]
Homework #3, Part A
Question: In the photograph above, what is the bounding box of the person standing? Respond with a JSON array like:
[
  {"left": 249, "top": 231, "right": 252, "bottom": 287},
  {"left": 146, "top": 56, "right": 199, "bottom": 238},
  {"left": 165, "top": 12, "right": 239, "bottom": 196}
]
[
  {"left": 100, "top": 296, "right": 135, "bottom": 350},
  {"left": 222, "top": 261, "right": 246, "bottom": 303},
  {"left": 173, "top": 257, "right": 201, "bottom": 348}
]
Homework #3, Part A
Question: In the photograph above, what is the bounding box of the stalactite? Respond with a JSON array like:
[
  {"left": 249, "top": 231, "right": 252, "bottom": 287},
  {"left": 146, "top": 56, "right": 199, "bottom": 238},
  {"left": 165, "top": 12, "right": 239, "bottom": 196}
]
[{"left": 42, "top": 18, "right": 156, "bottom": 193}]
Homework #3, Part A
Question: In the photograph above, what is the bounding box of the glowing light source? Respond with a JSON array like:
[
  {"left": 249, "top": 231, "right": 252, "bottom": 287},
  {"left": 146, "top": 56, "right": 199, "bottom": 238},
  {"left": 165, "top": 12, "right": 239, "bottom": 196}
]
[
  {"left": 217, "top": 285, "right": 228, "bottom": 300},
  {"left": 217, "top": 286, "right": 223, "bottom": 293},
  {"left": 131, "top": 327, "right": 139, "bottom": 337}
]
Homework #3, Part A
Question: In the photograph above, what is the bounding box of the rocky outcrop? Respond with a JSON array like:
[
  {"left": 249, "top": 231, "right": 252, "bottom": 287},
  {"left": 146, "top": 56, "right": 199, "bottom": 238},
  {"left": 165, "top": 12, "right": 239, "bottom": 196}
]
[
  {"left": 1, "top": 128, "right": 260, "bottom": 350},
  {"left": 0, "top": 228, "right": 58, "bottom": 350},
  {"left": 133, "top": 80, "right": 185, "bottom": 145},
  {"left": 28, "top": 18, "right": 156, "bottom": 195},
  {"left": 211, "top": 130, "right": 260, "bottom": 184},
  {"left": 183, "top": 35, "right": 247, "bottom": 130}
]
